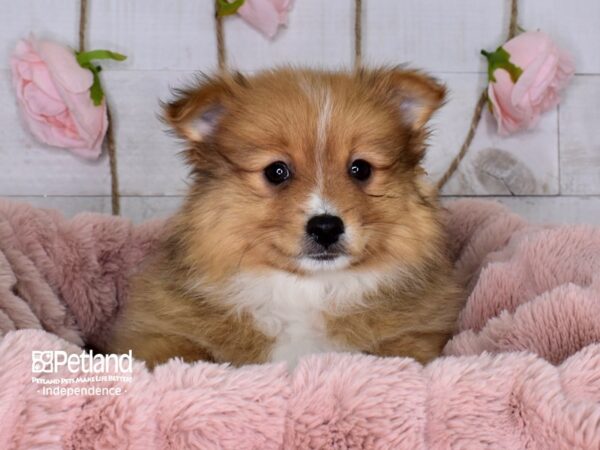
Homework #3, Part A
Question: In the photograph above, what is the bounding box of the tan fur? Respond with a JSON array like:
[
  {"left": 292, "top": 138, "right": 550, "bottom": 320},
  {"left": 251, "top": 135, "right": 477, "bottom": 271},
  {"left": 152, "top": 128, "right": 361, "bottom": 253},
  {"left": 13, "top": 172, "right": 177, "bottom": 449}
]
[{"left": 106, "top": 67, "right": 463, "bottom": 368}]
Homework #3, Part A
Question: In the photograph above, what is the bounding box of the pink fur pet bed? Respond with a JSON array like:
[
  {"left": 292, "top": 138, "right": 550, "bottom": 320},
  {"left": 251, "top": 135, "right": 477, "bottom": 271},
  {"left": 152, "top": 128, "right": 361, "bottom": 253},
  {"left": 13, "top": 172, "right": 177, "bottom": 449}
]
[{"left": 0, "top": 198, "right": 599, "bottom": 449}]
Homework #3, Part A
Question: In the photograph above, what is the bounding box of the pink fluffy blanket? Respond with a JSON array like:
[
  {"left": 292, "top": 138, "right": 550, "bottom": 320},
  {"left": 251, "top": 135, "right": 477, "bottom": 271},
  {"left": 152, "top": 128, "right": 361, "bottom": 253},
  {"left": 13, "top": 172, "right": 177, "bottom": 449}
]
[{"left": 1, "top": 198, "right": 599, "bottom": 449}]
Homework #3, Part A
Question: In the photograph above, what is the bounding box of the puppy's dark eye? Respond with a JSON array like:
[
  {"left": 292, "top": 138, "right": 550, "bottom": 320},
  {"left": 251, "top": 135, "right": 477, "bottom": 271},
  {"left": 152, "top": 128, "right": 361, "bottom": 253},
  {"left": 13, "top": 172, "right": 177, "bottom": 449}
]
[
  {"left": 264, "top": 161, "right": 291, "bottom": 185},
  {"left": 349, "top": 159, "right": 372, "bottom": 181}
]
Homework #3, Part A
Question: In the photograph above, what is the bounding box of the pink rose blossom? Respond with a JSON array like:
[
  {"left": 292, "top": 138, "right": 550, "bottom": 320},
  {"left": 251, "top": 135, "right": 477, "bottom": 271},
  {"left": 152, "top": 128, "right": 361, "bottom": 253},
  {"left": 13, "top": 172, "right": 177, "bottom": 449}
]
[
  {"left": 485, "top": 31, "right": 574, "bottom": 135},
  {"left": 11, "top": 36, "right": 107, "bottom": 159},
  {"left": 238, "top": 0, "right": 293, "bottom": 39}
]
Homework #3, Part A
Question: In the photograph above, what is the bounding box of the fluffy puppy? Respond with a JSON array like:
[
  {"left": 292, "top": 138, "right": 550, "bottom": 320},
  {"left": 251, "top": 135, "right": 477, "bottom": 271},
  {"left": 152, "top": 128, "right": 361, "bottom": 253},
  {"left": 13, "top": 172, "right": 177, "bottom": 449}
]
[{"left": 106, "top": 67, "right": 463, "bottom": 367}]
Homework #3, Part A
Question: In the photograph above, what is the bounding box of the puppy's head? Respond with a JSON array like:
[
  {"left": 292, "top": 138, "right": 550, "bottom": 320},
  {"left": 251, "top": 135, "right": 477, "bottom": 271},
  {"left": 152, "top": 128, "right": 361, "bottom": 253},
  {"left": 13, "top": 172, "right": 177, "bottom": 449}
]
[{"left": 165, "top": 68, "right": 446, "bottom": 279}]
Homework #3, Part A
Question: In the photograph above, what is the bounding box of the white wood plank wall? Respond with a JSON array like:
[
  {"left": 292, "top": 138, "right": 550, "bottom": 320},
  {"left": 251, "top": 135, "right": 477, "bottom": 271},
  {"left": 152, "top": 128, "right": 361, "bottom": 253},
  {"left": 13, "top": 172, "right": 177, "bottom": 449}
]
[{"left": 1, "top": 0, "right": 599, "bottom": 224}]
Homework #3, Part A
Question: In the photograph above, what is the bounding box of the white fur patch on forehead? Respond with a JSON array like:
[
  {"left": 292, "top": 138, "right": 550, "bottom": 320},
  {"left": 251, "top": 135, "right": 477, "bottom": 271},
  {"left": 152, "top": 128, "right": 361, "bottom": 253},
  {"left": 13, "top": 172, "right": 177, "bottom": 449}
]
[
  {"left": 315, "top": 91, "right": 332, "bottom": 189},
  {"left": 301, "top": 78, "right": 332, "bottom": 191},
  {"left": 316, "top": 92, "right": 332, "bottom": 152},
  {"left": 306, "top": 192, "right": 338, "bottom": 216}
]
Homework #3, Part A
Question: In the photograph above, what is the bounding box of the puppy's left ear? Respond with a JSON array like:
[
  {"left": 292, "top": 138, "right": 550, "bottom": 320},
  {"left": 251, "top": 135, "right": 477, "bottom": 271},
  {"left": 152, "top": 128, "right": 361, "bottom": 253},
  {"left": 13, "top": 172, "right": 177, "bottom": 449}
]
[{"left": 376, "top": 68, "right": 446, "bottom": 130}]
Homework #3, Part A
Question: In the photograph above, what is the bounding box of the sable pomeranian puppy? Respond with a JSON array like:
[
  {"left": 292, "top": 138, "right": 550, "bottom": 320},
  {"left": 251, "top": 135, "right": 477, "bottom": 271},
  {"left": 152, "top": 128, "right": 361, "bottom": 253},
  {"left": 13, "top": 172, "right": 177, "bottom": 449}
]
[{"left": 107, "top": 67, "right": 463, "bottom": 368}]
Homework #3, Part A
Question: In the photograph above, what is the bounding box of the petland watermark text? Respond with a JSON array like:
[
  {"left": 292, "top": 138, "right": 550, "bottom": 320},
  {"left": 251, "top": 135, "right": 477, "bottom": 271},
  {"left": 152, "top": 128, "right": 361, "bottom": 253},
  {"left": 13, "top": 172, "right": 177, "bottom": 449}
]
[{"left": 31, "top": 350, "right": 133, "bottom": 396}]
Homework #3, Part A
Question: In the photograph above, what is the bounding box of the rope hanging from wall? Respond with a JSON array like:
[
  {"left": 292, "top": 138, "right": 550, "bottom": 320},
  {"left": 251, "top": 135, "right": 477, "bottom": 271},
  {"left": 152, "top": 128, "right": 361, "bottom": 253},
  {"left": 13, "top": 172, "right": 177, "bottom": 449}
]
[
  {"left": 213, "top": 0, "right": 520, "bottom": 193},
  {"left": 79, "top": 0, "right": 120, "bottom": 215},
  {"left": 436, "top": 0, "right": 520, "bottom": 190},
  {"left": 215, "top": 3, "right": 228, "bottom": 74},
  {"left": 353, "top": 0, "right": 362, "bottom": 71}
]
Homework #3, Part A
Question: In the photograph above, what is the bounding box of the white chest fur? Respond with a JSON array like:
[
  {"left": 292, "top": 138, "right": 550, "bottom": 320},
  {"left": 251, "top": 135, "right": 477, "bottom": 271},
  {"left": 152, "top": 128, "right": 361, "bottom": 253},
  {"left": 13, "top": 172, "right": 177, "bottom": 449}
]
[{"left": 223, "top": 271, "right": 383, "bottom": 366}]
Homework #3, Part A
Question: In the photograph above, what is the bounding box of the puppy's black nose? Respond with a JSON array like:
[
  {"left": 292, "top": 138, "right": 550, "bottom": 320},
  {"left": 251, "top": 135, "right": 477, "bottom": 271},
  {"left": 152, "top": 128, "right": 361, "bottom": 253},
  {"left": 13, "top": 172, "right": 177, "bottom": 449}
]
[{"left": 306, "top": 214, "right": 345, "bottom": 248}]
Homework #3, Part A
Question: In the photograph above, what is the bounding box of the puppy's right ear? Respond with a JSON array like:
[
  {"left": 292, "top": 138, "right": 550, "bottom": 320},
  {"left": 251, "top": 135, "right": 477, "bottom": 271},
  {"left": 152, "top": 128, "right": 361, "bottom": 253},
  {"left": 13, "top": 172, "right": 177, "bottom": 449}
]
[{"left": 163, "top": 75, "right": 234, "bottom": 143}]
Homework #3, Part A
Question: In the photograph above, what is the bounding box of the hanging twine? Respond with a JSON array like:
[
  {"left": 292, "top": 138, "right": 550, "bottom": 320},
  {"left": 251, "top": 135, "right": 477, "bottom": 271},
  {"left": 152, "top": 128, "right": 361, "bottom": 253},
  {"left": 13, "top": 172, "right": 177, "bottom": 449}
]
[
  {"left": 79, "top": 0, "right": 120, "bottom": 215},
  {"left": 354, "top": 0, "right": 362, "bottom": 70},
  {"left": 78, "top": 0, "right": 87, "bottom": 52},
  {"left": 436, "top": 0, "right": 520, "bottom": 191},
  {"left": 435, "top": 92, "right": 487, "bottom": 190},
  {"left": 508, "top": 0, "right": 519, "bottom": 40},
  {"left": 215, "top": 1, "right": 228, "bottom": 74}
]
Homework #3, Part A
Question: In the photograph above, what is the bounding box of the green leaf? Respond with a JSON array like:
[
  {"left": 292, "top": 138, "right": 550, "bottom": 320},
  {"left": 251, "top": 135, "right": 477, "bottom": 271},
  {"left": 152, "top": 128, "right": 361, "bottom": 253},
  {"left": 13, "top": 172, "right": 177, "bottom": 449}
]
[
  {"left": 74, "top": 49, "right": 125, "bottom": 107},
  {"left": 76, "top": 49, "right": 127, "bottom": 66},
  {"left": 481, "top": 46, "right": 523, "bottom": 83},
  {"left": 217, "top": 0, "right": 245, "bottom": 16},
  {"left": 89, "top": 70, "right": 104, "bottom": 106}
]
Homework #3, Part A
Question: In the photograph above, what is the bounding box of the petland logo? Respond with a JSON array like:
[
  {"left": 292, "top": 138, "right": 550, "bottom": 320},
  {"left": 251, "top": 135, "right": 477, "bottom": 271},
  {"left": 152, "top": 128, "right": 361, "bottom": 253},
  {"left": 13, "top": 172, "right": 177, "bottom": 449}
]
[
  {"left": 31, "top": 350, "right": 133, "bottom": 396},
  {"left": 32, "top": 350, "right": 133, "bottom": 374}
]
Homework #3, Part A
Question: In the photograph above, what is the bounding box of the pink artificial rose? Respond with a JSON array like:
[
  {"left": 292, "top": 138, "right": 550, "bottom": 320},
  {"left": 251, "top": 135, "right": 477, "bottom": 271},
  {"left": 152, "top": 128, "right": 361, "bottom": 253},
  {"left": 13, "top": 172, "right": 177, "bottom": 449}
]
[
  {"left": 238, "top": 0, "right": 293, "bottom": 39},
  {"left": 11, "top": 36, "right": 107, "bottom": 159},
  {"left": 484, "top": 31, "right": 574, "bottom": 135}
]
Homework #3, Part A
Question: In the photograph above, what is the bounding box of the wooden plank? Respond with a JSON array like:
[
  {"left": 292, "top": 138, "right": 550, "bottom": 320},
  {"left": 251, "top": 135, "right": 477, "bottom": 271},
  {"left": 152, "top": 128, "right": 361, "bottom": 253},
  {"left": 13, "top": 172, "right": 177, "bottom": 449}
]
[
  {"left": 1, "top": 195, "right": 182, "bottom": 223},
  {"left": 559, "top": 75, "right": 600, "bottom": 195},
  {"left": 2, "top": 196, "right": 109, "bottom": 217},
  {"left": 444, "top": 196, "right": 600, "bottom": 226},
  {"left": 87, "top": 0, "right": 216, "bottom": 71},
  {"left": 0, "top": 0, "right": 78, "bottom": 70},
  {"left": 120, "top": 196, "right": 183, "bottom": 223},
  {"left": 225, "top": 0, "right": 353, "bottom": 71},
  {"left": 363, "top": 0, "right": 506, "bottom": 73},
  {"left": 521, "top": 0, "right": 600, "bottom": 74},
  {"left": 363, "top": 0, "right": 598, "bottom": 75},
  {"left": 426, "top": 73, "right": 559, "bottom": 196},
  {"left": 2, "top": 0, "right": 598, "bottom": 75}
]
